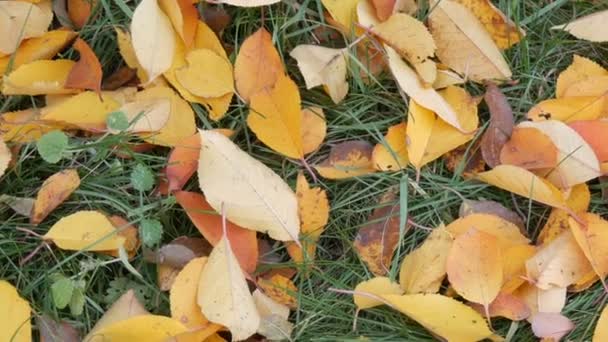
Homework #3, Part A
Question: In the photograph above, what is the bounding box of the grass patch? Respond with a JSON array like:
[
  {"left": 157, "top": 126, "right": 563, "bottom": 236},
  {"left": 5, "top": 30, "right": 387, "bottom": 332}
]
[{"left": 1, "top": 0, "right": 608, "bottom": 340}]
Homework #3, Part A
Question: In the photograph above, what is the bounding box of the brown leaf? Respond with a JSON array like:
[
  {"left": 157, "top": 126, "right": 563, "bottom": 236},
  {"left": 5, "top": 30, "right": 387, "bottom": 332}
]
[
  {"left": 459, "top": 199, "right": 524, "bottom": 232},
  {"left": 354, "top": 190, "right": 406, "bottom": 275},
  {"left": 64, "top": 38, "right": 103, "bottom": 95},
  {"left": 480, "top": 83, "right": 514, "bottom": 167},
  {"left": 38, "top": 315, "right": 80, "bottom": 342},
  {"left": 258, "top": 274, "right": 298, "bottom": 309},
  {"left": 201, "top": 4, "right": 231, "bottom": 36},
  {"left": 442, "top": 144, "right": 485, "bottom": 175},
  {"left": 143, "top": 236, "right": 212, "bottom": 269},
  {"left": 314, "top": 140, "right": 376, "bottom": 179},
  {"left": 102, "top": 66, "right": 136, "bottom": 90},
  {"left": 52, "top": 0, "right": 74, "bottom": 28},
  {"left": 31, "top": 169, "right": 81, "bottom": 225}
]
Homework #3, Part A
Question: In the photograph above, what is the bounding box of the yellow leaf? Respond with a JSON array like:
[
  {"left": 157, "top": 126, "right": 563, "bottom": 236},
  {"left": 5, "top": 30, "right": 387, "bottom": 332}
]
[
  {"left": 556, "top": 55, "right": 608, "bottom": 98},
  {"left": 594, "top": 304, "right": 608, "bottom": 342},
  {"left": 382, "top": 293, "right": 493, "bottom": 341},
  {"left": 259, "top": 274, "right": 298, "bottom": 309},
  {"left": 44, "top": 211, "right": 126, "bottom": 251},
  {"left": 31, "top": 169, "right": 80, "bottom": 225},
  {"left": 569, "top": 213, "right": 608, "bottom": 283},
  {"left": 109, "top": 98, "right": 171, "bottom": 134},
  {"left": 452, "top": 0, "right": 524, "bottom": 49},
  {"left": 446, "top": 228, "right": 503, "bottom": 311},
  {"left": 290, "top": 45, "right": 348, "bottom": 104},
  {"left": 525, "top": 230, "right": 592, "bottom": 289},
  {"left": 314, "top": 140, "right": 376, "bottom": 179},
  {"left": 2, "top": 59, "right": 77, "bottom": 95},
  {"left": 370, "top": 13, "right": 437, "bottom": 84},
  {"left": 428, "top": 0, "right": 512, "bottom": 82},
  {"left": 445, "top": 213, "right": 529, "bottom": 250},
  {"left": 433, "top": 67, "right": 465, "bottom": 89},
  {"left": 234, "top": 27, "right": 284, "bottom": 102},
  {"left": 399, "top": 227, "right": 453, "bottom": 294},
  {"left": 301, "top": 107, "right": 327, "bottom": 154},
  {"left": 85, "top": 289, "right": 149, "bottom": 339},
  {"left": 562, "top": 75, "right": 608, "bottom": 98},
  {"left": 131, "top": 0, "right": 175, "bottom": 82},
  {"left": 0, "top": 108, "right": 64, "bottom": 143},
  {"left": 85, "top": 315, "right": 188, "bottom": 342},
  {"left": 527, "top": 96, "right": 607, "bottom": 122},
  {"left": 537, "top": 183, "right": 590, "bottom": 245},
  {"left": 115, "top": 27, "right": 149, "bottom": 83},
  {"left": 175, "top": 49, "right": 234, "bottom": 98},
  {"left": 0, "top": 0, "right": 53, "bottom": 54},
  {"left": 386, "top": 47, "right": 469, "bottom": 132},
  {"left": 322, "top": 0, "right": 359, "bottom": 32},
  {"left": 135, "top": 86, "right": 196, "bottom": 146},
  {"left": 170, "top": 257, "right": 210, "bottom": 328},
  {"left": 552, "top": 10, "right": 608, "bottom": 43},
  {"left": 198, "top": 235, "right": 260, "bottom": 341},
  {"left": 0, "top": 281, "right": 30, "bottom": 342},
  {"left": 0, "top": 30, "right": 77, "bottom": 75},
  {"left": 501, "top": 244, "right": 536, "bottom": 294},
  {"left": 198, "top": 130, "right": 300, "bottom": 241},
  {"left": 286, "top": 173, "right": 329, "bottom": 266},
  {"left": 353, "top": 277, "right": 403, "bottom": 310},
  {"left": 41, "top": 91, "right": 120, "bottom": 131},
  {"left": 248, "top": 74, "right": 303, "bottom": 159},
  {"left": 475, "top": 164, "right": 567, "bottom": 209},
  {"left": 372, "top": 122, "right": 409, "bottom": 171}
]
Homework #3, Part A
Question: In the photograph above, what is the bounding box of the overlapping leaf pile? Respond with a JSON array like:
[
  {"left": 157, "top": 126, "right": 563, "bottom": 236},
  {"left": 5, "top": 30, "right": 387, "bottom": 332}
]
[{"left": 1, "top": 0, "right": 608, "bottom": 341}]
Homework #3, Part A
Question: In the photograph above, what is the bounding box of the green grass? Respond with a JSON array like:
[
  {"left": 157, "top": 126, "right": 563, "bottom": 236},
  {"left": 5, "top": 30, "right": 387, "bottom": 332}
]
[{"left": 2, "top": 0, "right": 608, "bottom": 340}]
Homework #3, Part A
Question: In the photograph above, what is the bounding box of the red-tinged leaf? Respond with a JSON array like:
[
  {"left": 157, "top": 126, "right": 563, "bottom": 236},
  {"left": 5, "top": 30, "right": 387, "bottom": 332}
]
[
  {"left": 166, "top": 133, "right": 200, "bottom": 192},
  {"left": 38, "top": 315, "right": 80, "bottom": 342},
  {"left": 64, "top": 38, "right": 103, "bottom": 95},
  {"left": 480, "top": 83, "right": 514, "bottom": 167},
  {"left": 470, "top": 292, "right": 531, "bottom": 321},
  {"left": 569, "top": 120, "right": 608, "bottom": 162},
  {"left": 371, "top": 0, "right": 395, "bottom": 21},
  {"left": 531, "top": 312, "right": 574, "bottom": 340},
  {"left": 174, "top": 191, "right": 258, "bottom": 273}
]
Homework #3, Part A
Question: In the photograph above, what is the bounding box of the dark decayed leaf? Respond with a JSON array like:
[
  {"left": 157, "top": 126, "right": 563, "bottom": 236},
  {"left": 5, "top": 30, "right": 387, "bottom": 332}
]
[
  {"left": 459, "top": 199, "right": 525, "bottom": 232},
  {"left": 143, "top": 236, "right": 212, "bottom": 268},
  {"left": 480, "top": 83, "right": 514, "bottom": 167}
]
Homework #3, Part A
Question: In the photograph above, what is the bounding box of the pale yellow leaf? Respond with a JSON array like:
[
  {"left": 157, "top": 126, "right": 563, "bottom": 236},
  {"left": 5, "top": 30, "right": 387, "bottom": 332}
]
[
  {"left": 399, "top": 227, "right": 453, "bottom": 294},
  {"left": 198, "top": 130, "right": 300, "bottom": 241},
  {"left": 43, "top": 211, "right": 125, "bottom": 251},
  {"left": 198, "top": 235, "right": 260, "bottom": 341},
  {"left": 2, "top": 59, "right": 77, "bottom": 95},
  {"left": 552, "top": 10, "right": 608, "bottom": 43},
  {"left": 290, "top": 45, "right": 348, "bottom": 104},
  {"left": 354, "top": 277, "right": 403, "bottom": 310},
  {"left": 0, "top": 280, "right": 31, "bottom": 342},
  {"left": 175, "top": 49, "right": 234, "bottom": 98},
  {"left": 252, "top": 289, "right": 293, "bottom": 341},
  {"left": 109, "top": 98, "right": 171, "bottom": 134},
  {"left": 131, "top": 0, "right": 175, "bottom": 82},
  {"left": 0, "top": 0, "right": 53, "bottom": 54},
  {"left": 85, "top": 315, "right": 187, "bottom": 342},
  {"left": 433, "top": 68, "right": 465, "bottom": 89},
  {"left": 556, "top": 55, "right": 608, "bottom": 98},
  {"left": 428, "top": 0, "right": 512, "bottom": 82},
  {"left": 0, "top": 140, "right": 10, "bottom": 179}
]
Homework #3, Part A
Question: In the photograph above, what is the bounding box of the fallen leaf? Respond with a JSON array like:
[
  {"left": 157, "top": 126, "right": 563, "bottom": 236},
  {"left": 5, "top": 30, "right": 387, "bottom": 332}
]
[
  {"left": 552, "top": 10, "right": 608, "bottom": 42},
  {"left": 3, "top": 59, "right": 77, "bottom": 95},
  {"left": 499, "top": 127, "right": 559, "bottom": 170},
  {"left": 386, "top": 47, "right": 468, "bottom": 132},
  {"left": 85, "top": 289, "right": 148, "bottom": 339},
  {"left": 131, "top": 0, "right": 175, "bottom": 82},
  {"left": 84, "top": 315, "right": 188, "bottom": 342},
  {"left": 157, "top": 264, "right": 180, "bottom": 291},
  {"left": 569, "top": 213, "right": 608, "bottom": 285},
  {"left": 165, "top": 133, "right": 199, "bottom": 192},
  {"left": 354, "top": 190, "right": 403, "bottom": 275},
  {"left": 38, "top": 315, "right": 80, "bottom": 342},
  {"left": 31, "top": 169, "right": 80, "bottom": 224},
  {"left": 106, "top": 216, "right": 140, "bottom": 257},
  {"left": 513, "top": 283, "right": 566, "bottom": 317},
  {"left": 399, "top": 226, "right": 453, "bottom": 294},
  {"left": 525, "top": 230, "right": 592, "bottom": 289},
  {"left": 569, "top": 120, "right": 608, "bottom": 162},
  {"left": 372, "top": 122, "right": 409, "bottom": 171},
  {"left": 44, "top": 211, "right": 125, "bottom": 251},
  {"left": 201, "top": 5, "right": 231, "bottom": 35},
  {"left": 0, "top": 29, "right": 77, "bottom": 75},
  {"left": 115, "top": 27, "right": 149, "bottom": 83},
  {"left": 480, "top": 83, "right": 514, "bottom": 167},
  {"left": 428, "top": 0, "right": 512, "bottom": 82},
  {"left": 433, "top": 67, "right": 466, "bottom": 89},
  {"left": 594, "top": 304, "right": 608, "bottom": 342},
  {"left": 370, "top": 0, "right": 395, "bottom": 21},
  {"left": 0, "top": 194, "right": 34, "bottom": 217},
  {"left": 159, "top": 0, "right": 198, "bottom": 47},
  {"left": 353, "top": 277, "right": 403, "bottom": 310},
  {"left": 144, "top": 236, "right": 211, "bottom": 268},
  {"left": 253, "top": 289, "right": 294, "bottom": 341},
  {"left": 175, "top": 49, "right": 234, "bottom": 98},
  {"left": 322, "top": 0, "right": 360, "bottom": 32},
  {"left": 0, "top": 280, "right": 31, "bottom": 342},
  {"left": 527, "top": 97, "right": 607, "bottom": 122},
  {"left": 248, "top": 74, "right": 303, "bottom": 159},
  {"left": 561, "top": 75, "right": 608, "bottom": 98},
  {"left": 0, "top": 0, "right": 53, "bottom": 54},
  {"left": 301, "top": 107, "right": 327, "bottom": 154},
  {"left": 0, "top": 139, "right": 10, "bottom": 178},
  {"left": 0, "top": 108, "right": 66, "bottom": 143},
  {"left": 537, "top": 183, "right": 590, "bottom": 246},
  {"left": 531, "top": 312, "right": 575, "bottom": 340},
  {"left": 382, "top": 293, "right": 493, "bottom": 341},
  {"left": 109, "top": 98, "right": 171, "bottom": 134},
  {"left": 198, "top": 233, "right": 260, "bottom": 341},
  {"left": 556, "top": 55, "right": 608, "bottom": 98},
  {"left": 452, "top": 0, "right": 524, "bottom": 49},
  {"left": 475, "top": 164, "right": 567, "bottom": 209},
  {"left": 259, "top": 274, "right": 298, "bottom": 308},
  {"left": 174, "top": 191, "right": 258, "bottom": 273},
  {"left": 501, "top": 244, "right": 536, "bottom": 294},
  {"left": 518, "top": 120, "right": 601, "bottom": 188},
  {"left": 446, "top": 228, "right": 503, "bottom": 314},
  {"left": 459, "top": 199, "right": 525, "bottom": 232},
  {"left": 314, "top": 140, "right": 376, "bottom": 179},
  {"left": 102, "top": 66, "right": 137, "bottom": 90},
  {"left": 234, "top": 27, "right": 284, "bottom": 102},
  {"left": 285, "top": 173, "right": 329, "bottom": 268},
  {"left": 65, "top": 38, "right": 102, "bottom": 94},
  {"left": 170, "top": 257, "right": 214, "bottom": 329},
  {"left": 470, "top": 292, "right": 531, "bottom": 321},
  {"left": 67, "top": 0, "right": 96, "bottom": 28},
  {"left": 216, "top": 0, "right": 281, "bottom": 6},
  {"left": 290, "top": 45, "right": 348, "bottom": 103},
  {"left": 41, "top": 91, "right": 120, "bottom": 131},
  {"left": 442, "top": 143, "right": 485, "bottom": 175},
  {"left": 447, "top": 211, "right": 531, "bottom": 250}
]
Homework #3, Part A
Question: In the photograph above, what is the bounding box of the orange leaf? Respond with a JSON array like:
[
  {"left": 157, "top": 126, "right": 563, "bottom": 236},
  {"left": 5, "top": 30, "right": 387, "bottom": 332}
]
[
  {"left": 177, "top": 0, "right": 198, "bottom": 48},
  {"left": 371, "top": 0, "right": 395, "bottom": 21},
  {"left": 166, "top": 133, "right": 201, "bottom": 192},
  {"left": 569, "top": 120, "right": 608, "bottom": 162},
  {"left": 31, "top": 169, "right": 80, "bottom": 225},
  {"left": 499, "top": 127, "right": 558, "bottom": 170},
  {"left": 258, "top": 274, "right": 298, "bottom": 309},
  {"left": 64, "top": 38, "right": 102, "bottom": 95},
  {"left": 67, "top": 0, "right": 97, "bottom": 29},
  {"left": 314, "top": 140, "right": 376, "bottom": 179},
  {"left": 174, "top": 191, "right": 258, "bottom": 273}
]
